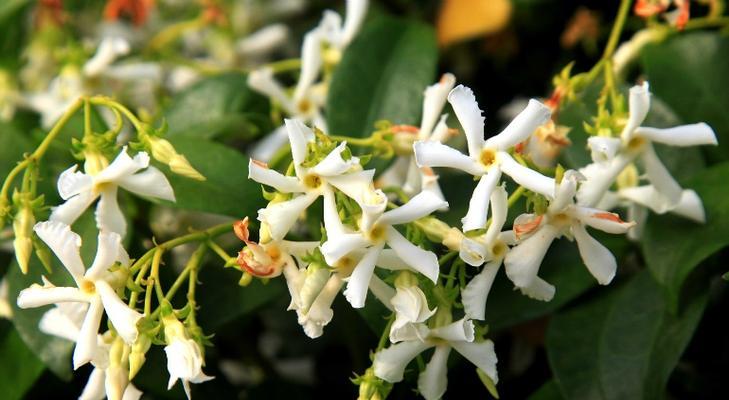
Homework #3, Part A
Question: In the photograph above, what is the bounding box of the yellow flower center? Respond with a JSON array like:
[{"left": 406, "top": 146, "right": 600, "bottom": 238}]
[
  {"left": 479, "top": 148, "right": 497, "bottom": 167},
  {"left": 298, "top": 99, "right": 312, "bottom": 114},
  {"left": 550, "top": 212, "right": 571, "bottom": 227},
  {"left": 303, "top": 174, "right": 323, "bottom": 189},
  {"left": 80, "top": 279, "right": 96, "bottom": 294},
  {"left": 491, "top": 241, "right": 507, "bottom": 258},
  {"left": 627, "top": 136, "right": 646, "bottom": 152},
  {"left": 367, "top": 224, "right": 387, "bottom": 243}
]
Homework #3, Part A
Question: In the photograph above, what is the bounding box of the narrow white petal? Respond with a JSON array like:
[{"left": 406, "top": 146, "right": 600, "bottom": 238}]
[
  {"left": 95, "top": 188, "right": 127, "bottom": 237},
  {"left": 376, "top": 157, "right": 410, "bottom": 189},
  {"left": 379, "top": 191, "right": 448, "bottom": 226},
  {"left": 504, "top": 225, "right": 559, "bottom": 288},
  {"left": 573, "top": 206, "right": 635, "bottom": 234},
  {"left": 96, "top": 281, "right": 142, "bottom": 344},
  {"left": 459, "top": 236, "right": 488, "bottom": 267},
  {"left": 86, "top": 231, "right": 129, "bottom": 279},
  {"left": 50, "top": 191, "right": 97, "bottom": 228},
  {"left": 83, "top": 37, "right": 130, "bottom": 77},
  {"left": 420, "top": 73, "right": 456, "bottom": 139},
  {"left": 548, "top": 170, "right": 581, "bottom": 214},
  {"left": 368, "top": 274, "right": 395, "bottom": 311},
  {"left": 418, "top": 345, "right": 451, "bottom": 400},
  {"left": 499, "top": 152, "right": 555, "bottom": 198},
  {"left": 310, "top": 142, "right": 360, "bottom": 177},
  {"left": 248, "top": 159, "right": 305, "bottom": 193},
  {"left": 587, "top": 136, "right": 622, "bottom": 163},
  {"left": 257, "top": 192, "right": 319, "bottom": 241},
  {"left": 641, "top": 144, "right": 683, "bottom": 206},
  {"left": 636, "top": 123, "right": 718, "bottom": 146},
  {"left": 248, "top": 68, "right": 294, "bottom": 113},
  {"left": 117, "top": 166, "right": 176, "bottom": 202},
  {"left": 462, "top": 260, "right": 501, "bottom": 320},
  {"left": 73, "top": 298, "right": 103, "bottom": 370},
  {"left": 320, "top": 233, "right": 370, "bottom": 266},
  {"left": 300, "top": 275, "right": 343, "bottom": 338},
  {"left": 284, "top": 119, "right": 314, "bottom": 177},
  {"left": 39, "top": 303, "right": 86, "bottom": 341},
  {"left": 450, "top": 339, "right": 499, "bottom": 384},
  {"left": 620, "top": 82, "right": 651, "bottom": 141},
  {"left": 413, "top": 140, "right": 484, "bottom": 176},
  {"left": 33, "top": 221, "right": 86, "bottom": 281},
  {"left": 671, "top": 189, "right": 706, "bottom": 223},
  {"left": 375, "top": 249, "right": 411, "bottom": 271},
  {"left": 430, "top": 318, "right": 475, "bottom": 342},
  {"left": 486, "top": 99, "right": 551, "bottom": 151},
  {"left": 249, "top": 125, "right": 289, "bottom": 162},
  {"left": 518, "top": 275, "right": 556, "bottom": 301},
  {"left": 485, "top": 185, "right": 509, "bottom": 244},
  {"left": 79, "top": 367, "right": 107, "bottom": 400},
  {"left": 428, "top": 114, "right": 452, "bottom": 143},
  {"left": 293, "top": 31, "right": 322, "bottom": 103},
  {"left": 340, "top": 0, "right": 369, "bottom": 47},
  {"left": 447, "top": 85, "right": 485, "bottom": 157},
  {"left": 386, "top": 227, "right": 439, "bottom": 283},
  {"left": 95, "top": 149, "right": 149, "bottom": 183},
  {"left": 373, "top": 340, "right": 431, "bottom": 382},
  {"left": 576, "top": 153, "right": 634, "bottom": 207},
  {"left": 462, "top": 169, "right": 501, "bottom": 232},
  {"left": 343, "top": 245, "right": 383, "bottom": 308},
  {"left": 57, "top": 165, "right": 93, "bottom": 200},
  {"left": 17, "top": 286, "right": 85, "bottom": 308},
  {"left": 236, "top": 24, "right": 289, "bottom": 57},
  {"left": 572, "top": 223, "right": 617, "bottom": 285},
  {"left": 619, "top": 185, "right": 672, "bottom": 214}
]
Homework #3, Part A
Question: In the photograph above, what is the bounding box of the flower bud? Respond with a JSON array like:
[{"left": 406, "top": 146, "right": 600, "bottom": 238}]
[
  {"left": 13, "top": 203, "right": 35, "bottom": 274},
  {"left": 128, "top": 334, "right": 152, "bottom": 380},
  {"left": 83, "top": 150, "right": 110, "bottom": 176},
  {"left": 148, "top": 136, "right": 206, "bottom": 181}
]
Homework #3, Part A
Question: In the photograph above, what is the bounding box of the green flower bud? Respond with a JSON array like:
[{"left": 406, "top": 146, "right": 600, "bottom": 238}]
[{"left": 13, "top": 203, "right": 35, "bottom": 274}]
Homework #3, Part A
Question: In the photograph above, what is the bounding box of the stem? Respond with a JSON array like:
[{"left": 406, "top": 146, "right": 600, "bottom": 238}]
[
  {"left": 507, "top": 186, "right": 526, "bottom": 208},
  {"left": 602, "top": 0, "right": 633, "bottom": 60},
  {"left": 89, "top": 97, "right": 145, "bottom": 133},
  {"left": 83, "top": 99, "right": 92, "bottom": 138},
  {"left": 207, "top": 240, "right": 233, "bottom": 263},
  {"left": 267, "top": 58, "right": 303, "bottom": 74},
  {"left": 151, "top": 248, "right": 166, "bottom": 303},
  {"left": 376, "top": 314, "right": 395, "bottom": 351}
]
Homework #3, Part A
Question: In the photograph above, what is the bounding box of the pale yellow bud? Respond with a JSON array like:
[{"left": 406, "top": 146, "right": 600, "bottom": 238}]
[
  {"left": 128, "top": 334, "right": 152, "bottom": 380},
  {"left": 83, "top": 151, "right": 109, "bottom": 175},
  {"left": 169, "top": 154, "right": 206, "bottom": 181},
  {"left": 148, "top": 137, "right": 177, "bottom": 164},
  {"left": 13, "top": 205, "right": 35, "bottom": 274},
  {"left": 162, "top": 314, "right": 187, "bottom": 343}
]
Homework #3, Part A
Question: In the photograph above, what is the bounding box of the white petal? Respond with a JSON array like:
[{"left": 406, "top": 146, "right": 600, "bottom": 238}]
[
  {"left": 459, "top": 236, "right": 488, "bottom": 267},
  {"left": 339, "top": 0, "right": 369, "bottom": 48},
  {"left": 572, "top": 207, "right": 635, "bottom": 234},
  {"left": 368, "top": 274, "right": 395, "bottom": 311},
  {"left": 390, "top": 322, "right": 431, "bottom": 343},
  {"left": 627, "top": 203, "right": 648, "bottom": 241},
  {"left": 548, "top": 170, "right": 581, "bottom": 213},
  {"left": 430, "top": 318, "right": 475, "bottom": 342},
  {"left": 293, "top": 31, "right": 322, "bottom": 103},
  {"left": 320, "top": 233, "right": 370, "bottom": 266},
  {"left": 428, "top": 114, "right": 453, "bottom": 143},
  {"left": 50, "top": 191, "right": 97, "bottom": 228},
  {"left": 96, "top": 281, "right": 142, "bottom": 343},
  {"left": 391, "top": 286, "right": 435, "bottom": 324},
  {"left": 95, "top": 148, "right": 149, "bottom": 183},
  {"left": 641, "top": 144, "right": 683, "bottom": 206},
  {"left": 79, "top": 367, "right": 107, "bottom": 400},
  {"left": 418, "top": 345, "right": 451, "bottom": 400},
  {"left": 86, "top": 231, "right": 129, "bottom": 279},
  {"left": 420, "top": 73, "right": 456, "bottom": 139},
  {"left": 248, "top": 158, "right": 305, "bottom": 193},
  {"left": 257, "top": 192, "right": 319, "bottom": 241},
  {"left": 236, "top": 23, "right": 289, "bottom": 56},
  {"left": 249, "top": 124, "right": 289, "bottom": 162},
  {"left": 373, "top": 340, "right": 431, "bottom": 383},
  {"left": 447, "top": 85, "right": 485, "bottom": 157},
  {"left": 33, "top": 221, "right": 86, "bottom": 281},
  {"left": 57, "top": 165, "right": 93, "bottom": 200},
  {"left": 379, "top": 191, "right": 448, "bottom": 226},
  {"left": 17, "top": 285, "right": 85, "bottom": 308},
  {"left": 518, "top": 275, "right": 555, "bottom": 301},
  {"left": 619, "top": 185, "right": 672, "bottom": 214},
  {"left": 95, "top": 188, "right": 127, "bottom": 236},
  {"left": 576, "top": 154, "right": 634, "bottom": 207},
  {"left": 462, "top": 169, "right": 502, "bottom": 232},
  {"left": 498, "top": 152, "right": 555, "bottom": 198},
  {"left": 117, "top": 166, "right": 176, "bottom": 202},
  {"left": 587, "top": 136, "right": 622, "bottom": 164},
  {"left": 39, "top": 303, "right": 87, "bottom": 341},
  {"left": 620, "top": 82, "right": 651, "bottom": 141},
  {"left": 83, "top": 37, "right": 130, "bottom": 77},
  {"left": 299, "top": 275, "right": 343, "bottom": 338},
  {"left": 671, "top": 189, "right": 706, "bottom": 223},
  {"left": 486, "top": 99, "right": 551, "bottom": 151},
  {"left": 376, "top": 156, "right": 410, "bottom": 189},
  {"left": 450, "top": 339, "right": 499, "bottom": 384},
  {"left": 248, "top": 67, "right": 294, "bottom": 113},
  {"left": 572, "top": 223, "right": 617, "bottom": 285},
  {"left": 122, "top": 384, "right": 143, "bottom": 400},
  {"left": 462, "top": 260, "right": 501, "bottom": 320},
  {"left": 386, "top": 227, "right": 439, "bottom": 283},
  {"left": 485, "top": 185, "right": 509, "bottom": 244},
  {"left": 636, "top": 123, "right": 718, "bottom": 146},
  {"left": 343, "top": 245, "right": 383, "bottom": 308},
  {"left": 504, "top": 225, "right": 559, "bottom": 288},
  {"left": 375, "top": 249, "right": 411, "bottom": 271},
  {"left": 73, "top": 297, "right": 103, "bottom": 370},
  {"left": 310, "top": 142, "right": 360, "bottom": 176},
  {"left": 413, "top": 141, "right": 485, "bottom": 176},
  {"left": 284, "top": 118, "right": 314, "bottom": 177}
]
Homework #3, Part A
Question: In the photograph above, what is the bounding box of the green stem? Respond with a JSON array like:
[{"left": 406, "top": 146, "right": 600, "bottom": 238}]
[
  {"left": 602, "top": 0, "right": 633, "bottom": 60},
  {"left": 267, "top": 58, "right": 302, "bottom": 74},
  {"left": 376, "top": 314, "right": 395, "bottom": 351}
]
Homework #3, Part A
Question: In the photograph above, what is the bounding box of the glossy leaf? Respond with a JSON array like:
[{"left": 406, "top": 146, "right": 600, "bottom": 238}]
[{"left": 0, "top": 325, "right": 46, "bottom": 400}]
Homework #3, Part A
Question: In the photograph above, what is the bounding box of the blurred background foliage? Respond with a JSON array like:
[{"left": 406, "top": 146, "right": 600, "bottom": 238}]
[{"left": 2, "top": 0, "right": 729, "bottom": 399}]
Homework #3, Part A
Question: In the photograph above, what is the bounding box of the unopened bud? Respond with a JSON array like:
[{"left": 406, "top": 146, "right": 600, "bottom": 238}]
[
  {"left": 162, "top": 314, "right": 187, "bottom": 343},
  {"left": 238, "top": 272, "right": 253, "bottom": 286},
  {"left": 13, "top": 204, "right": 35, "bottom": 274},
  {"left": 169, "top": 154, "right": 205, "bottom": 181},
  {"left": 394, "top": 271, "right": 417, "bottom": 289},
  {"left": 148, "top": 137, "right": 206, "bottom": 181},
  {"left": 128, "top": 334, "right": 152, "bottom": 379},
  {"left": 83, "top": 150, "right": 109, "bottom": 175}
]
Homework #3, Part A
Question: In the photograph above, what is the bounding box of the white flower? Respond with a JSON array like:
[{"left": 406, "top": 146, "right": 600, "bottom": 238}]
[
  {"left": 389, "top": 285, "right": 436, "bottom": 343},
  {"left": 317, "top": 0, "right": 369, "bottom": 52},
  {"left": 320, "top": 185, "right": 447, "bottom": 308},
  {"left": 163, "top": 316, "right": 214, "bottom": 399},
  {"left": 0, "top": 277, "right": 12, "bottom": 319},
  {"left": 504, "top": 171, "right": 635, "bottom": 301},
  {"left": 236, "top": 24, "right": 290, "bottom": 59},
  {"left": 50, "top": 147, "right": 175, "bottom": 237},
  {"left": 83, "top": 36, "right": 131, "bottom": 78},
  {"left": 16, "top": 221, "right": 142, "bottom": 369},
  {"left": 373, "top": 318, "right": 498, "bottom": 400},
  {"left": 414, "top": 84, "right": 554, "bottom": 232},
  {"left": 577, "top": 82, "right": 717, "bottom": 208},
  {"left": 250, "top": 119, "right": 365, "bottom": 241},
  {"left": 23, "top": 66, "right": 84, "bottom": 129}
]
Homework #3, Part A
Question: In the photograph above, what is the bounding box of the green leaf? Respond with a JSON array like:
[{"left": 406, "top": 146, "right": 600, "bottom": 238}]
[
  {"left": 0, "top": 326, "right": 46, "bottom": 400},
  {"left": 642, "top": 162, "right": 729, "bottom": 312},
  {"left": 5, "top": 212, "right": 99, "bottom": 380},
  {"left": 641, "top": 32, "right": 729, "bottom": 163},
  {"left": 0, "top": 121, "right": 33, "bottom": 178},
  {"left": 326, "top": 16, "right": 438, "bottom": 137},
  {"left": 163, "top": 136, "right": 266, "bottom": 218},
  {"left": 164, "top": 72, "right": 271, "bottom": 140},
  {"left": 528, "top": 380, "right": 564, "bottom": 400},
  {"left": 546, "top": 270, "right": 707, "bottom": 400}
]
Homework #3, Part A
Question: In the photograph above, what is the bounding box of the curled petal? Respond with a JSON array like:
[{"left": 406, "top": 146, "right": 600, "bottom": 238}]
[
  {"left": 485, "top": 184, "right": 508, "bottom": 244},
  {"left": 576, "top": 153, "right": 634, "bottom": 207},
  {"left": 310, "top": 142, "right": 360, "bottom": 176},
  {"left": 343, "top": 245, "right": 383, "bottom": 308},
  {"left": 257, "top": 192, "right": 319, "bottom": 241},
  {"left": 459, "top": 236, "right": 488, "bottom": 267},
  {"left": 548, "top": 170, "right": 582, "bottom": 213},
  {"left": 486, "top": 99, "right": 551, "bottom": 151},
  {"left": 379, "top": 191, "right": 449, "bottom": 226},
  {"left": 86, "top": 231, "right": 129, "bottom": 279},
  {"left": 386, "top": 227, "right": 439, "bottom": 283},
  {"left": 340, "top": 0, "right": 369, "bottom": 48},
  {"left": 635, "top": 123, "right": 718, "bottom": 147},
  {"left": 96, "top": 281, "right": 142, "bottom": 344},
  {"left": 572, "top": 223, "right": 617, "bottom": 285},
  {"left": 413, "top": 140, "right": 485, "bottom": 176},
  {"left": 572, "top": 207, "right": 635, "bottom": 234},
  {"left": 450, "top": 339, "right": 499, "bottom": 384},
  {"left": 33, "top": 221, "right": 85, "bottom": 281},
  {"left": 429, "top": 318, "right": 475, "bottom": 342},
  {"left": 418, "top": 345, "right": 451, "bottom": 400},
  {"left": 284, "top": 119, "right": 315, "bottom": 177},
  {"left": 670, "top": 189, "right": 706, "bottom": 223},
  {"left": 79, "top": 367, "right": 106, "bottom": 400},
  {"left": 621, "top": 82, "right": 651, "bottom": 141},
  {"left": 50, "top": 191, "right": 97, "bottom": 228},
  {"left": 57, "top": 165, "right": 93, "bottom": 200},
  {"left": 462, "top": 169, "right": 502, "bottom": 232},
  {"left": 373, "top": 340, "right": 431, "bottom": 383},
  {"left": 447, "top": 85, "right": 485, "bottom": 157},
  {"left": 462, "top": 260, "right": 501, "bottom": 320},
  {"left": 513, "top": 214, "right": 544, "bottom": 240},
  {"left": 518, "top": 275, "right": 556, "bottom": 301},
  {"left": 248, "top": 159, "right": 305, "bottom": 193},
  {"left": 587, "top": 136, "right": 622, "bottom": 164},
  {"left": 504, "top": 225, "right": 559, "bottom": 288},
  {"left": 293, "top": 31, "right": 323, "bottom": 103},
  {"left": 95, "top": 148, "right": 149, "bottom": 184}
]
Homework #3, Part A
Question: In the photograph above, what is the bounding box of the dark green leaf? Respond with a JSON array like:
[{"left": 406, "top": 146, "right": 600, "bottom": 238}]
[
  {"left": 164, "top": 72, "right": 271, "bottom": 140},
  {"left": 528, "top": 380, "right": 564, "bottom": 400},
  {"left": 641, "top": 32, "right": 729, "bottom": 163},
  {"left": 642, "top": 162, "right": 729, "bottom": 312},
  {"left": 326, "top": 16, "right": 438, "bottom": 137},
  {"left": 0, "top": 326, "right": 46, "bottom": 400},
  {"left": 546, "top": 270, "right": 707, "bottom": 400},
  {"left": 163, "top": 136, "right": 266, "bottom": 218}
]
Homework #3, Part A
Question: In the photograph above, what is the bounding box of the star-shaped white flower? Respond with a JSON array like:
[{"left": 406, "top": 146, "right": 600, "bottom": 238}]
[
  {"left": 414, "top": 84, "right": 555, "bottom": 232},
  {"left": 51, "top": 147, "right": 175, "bottom": 237},
  {"left": 17, "top": 221, "right": 142, "bottom": 370},
  {"left": 162, "top": 315, "right": 214, "bottom": 399},
  {"left": 373, "top": 318, "right": 498, "bottom": 400},
  {"left": 504, "top": 171, "right": 635, "bottom": 301}
]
